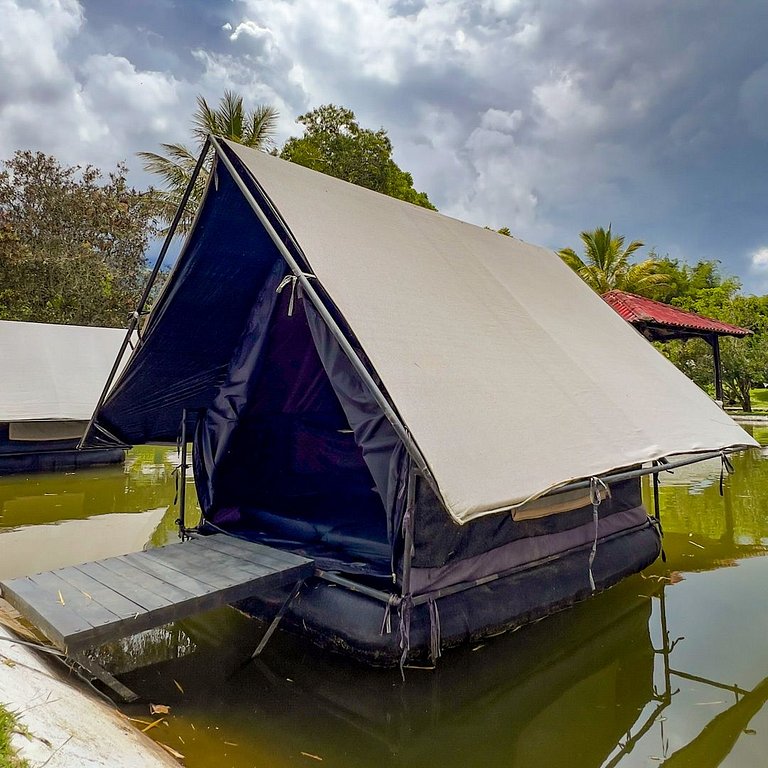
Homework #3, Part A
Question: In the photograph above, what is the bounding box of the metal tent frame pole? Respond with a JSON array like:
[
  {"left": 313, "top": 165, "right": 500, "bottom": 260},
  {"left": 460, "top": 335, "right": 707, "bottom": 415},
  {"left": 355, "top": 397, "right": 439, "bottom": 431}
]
[
  {"left": 177, "top": 408, "right": 189, "bottom": 540},
  {"left": 529, "top": 447, "right": 743, "bottom": 501},
  {"left": 78, "top": 137, "right": 213, "bottom": 450}
]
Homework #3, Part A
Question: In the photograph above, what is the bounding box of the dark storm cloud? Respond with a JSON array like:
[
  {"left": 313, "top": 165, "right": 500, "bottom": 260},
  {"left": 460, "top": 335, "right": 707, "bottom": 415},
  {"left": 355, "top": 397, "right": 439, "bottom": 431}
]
[{"left": 1, "top": 0, "right": 767, "bottom": 288}]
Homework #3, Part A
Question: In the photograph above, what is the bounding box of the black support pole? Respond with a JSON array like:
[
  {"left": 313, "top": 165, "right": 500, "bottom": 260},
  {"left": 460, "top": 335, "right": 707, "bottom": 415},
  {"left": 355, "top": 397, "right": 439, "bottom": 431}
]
[
  {"left": 711, "top": 334, "right": 724, "bottom": 403},
  {"left": 78, "top": 137, "right": 213, "bottom": 449},
  {"left": 652, "top": 462, "right": 661, "bottom": 523},
  {"left": 178, "top": 408, "right": 188, "bottom": 540}
]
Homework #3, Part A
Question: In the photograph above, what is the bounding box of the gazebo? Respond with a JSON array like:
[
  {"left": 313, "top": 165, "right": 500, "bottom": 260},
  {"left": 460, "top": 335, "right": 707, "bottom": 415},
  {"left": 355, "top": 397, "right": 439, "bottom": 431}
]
[{"left": 602, "top": 290, "right": 751, "bottom": 403}]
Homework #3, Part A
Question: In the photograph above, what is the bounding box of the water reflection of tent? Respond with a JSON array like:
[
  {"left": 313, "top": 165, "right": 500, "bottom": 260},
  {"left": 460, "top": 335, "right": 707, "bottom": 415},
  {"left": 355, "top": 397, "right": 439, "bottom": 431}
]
[
  {"left": 605, "top": 587, "right": 768, "bottom": 768},
  {"left": 602, "top": 291, "right": 751, "bottom": 402},
  {"left": 116, "top": 584, "right": 768, "bottom": 768},
  {"left": 84, "top": 137, "right": 755, "bottom": 664},
  {"left": 0, "top": 509, "right": 167, "bottom": 581},
  {"left": 0, "top": 454, "right": 177, "bottom": 528},
  {"left": 643, "top": 456, "right": 768, "bottom": 570},
  {"left": 0, "top": 321, "right": 128, "bottom": 474},
  {"left": 117, "top": 590, "right": 656, "bottom": 767}
]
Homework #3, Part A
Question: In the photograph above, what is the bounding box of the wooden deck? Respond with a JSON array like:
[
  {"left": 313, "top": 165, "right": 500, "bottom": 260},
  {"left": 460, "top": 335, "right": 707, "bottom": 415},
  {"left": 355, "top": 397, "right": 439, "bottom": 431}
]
[{"left": 0, "top": 534, "right": 314, "bottom": 654}]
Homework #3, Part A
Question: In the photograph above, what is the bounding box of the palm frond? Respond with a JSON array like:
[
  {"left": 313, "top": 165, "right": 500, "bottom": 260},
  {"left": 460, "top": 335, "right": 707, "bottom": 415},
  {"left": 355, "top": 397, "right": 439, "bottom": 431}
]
[
  {"left": 191, "top": 96, "right": 220, "bottom": 145},
  {"left": 246, "top": 105, "right": 279, "bottom": 148},
  {"left": 140, "top": 91, "right": 279, "bottom": 234}
]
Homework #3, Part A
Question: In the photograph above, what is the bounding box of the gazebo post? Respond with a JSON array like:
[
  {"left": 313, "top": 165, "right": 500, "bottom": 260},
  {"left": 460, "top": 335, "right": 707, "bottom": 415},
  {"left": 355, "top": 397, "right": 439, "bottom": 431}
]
[{"left": 710, "top": 333, "right": 724, "bottom": 403}]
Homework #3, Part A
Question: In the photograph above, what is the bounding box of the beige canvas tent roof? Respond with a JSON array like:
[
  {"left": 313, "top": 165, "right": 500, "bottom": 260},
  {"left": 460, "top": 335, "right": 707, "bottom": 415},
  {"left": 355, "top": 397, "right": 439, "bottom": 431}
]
[
  {"left": 225, "top": 142, "right": 756, "bottom": 522},
  {"left": 0, "top": 321, "right": 126, "bottom": 424},
  {"left": 91, "top": 140, "right": 757, "bottom": 523}
]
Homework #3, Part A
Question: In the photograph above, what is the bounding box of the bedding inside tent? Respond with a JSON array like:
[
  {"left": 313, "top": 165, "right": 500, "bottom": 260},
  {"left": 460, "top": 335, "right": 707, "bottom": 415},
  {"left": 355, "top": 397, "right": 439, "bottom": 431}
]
[{"left": 197, "top": 289, "right": 393, "bottom": 575}]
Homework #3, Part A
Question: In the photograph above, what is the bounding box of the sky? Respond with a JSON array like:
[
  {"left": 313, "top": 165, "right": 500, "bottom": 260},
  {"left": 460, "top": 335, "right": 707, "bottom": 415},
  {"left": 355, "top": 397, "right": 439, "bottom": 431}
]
[{"left": 2, "top": 0, "right": 768, "bottom": 291}]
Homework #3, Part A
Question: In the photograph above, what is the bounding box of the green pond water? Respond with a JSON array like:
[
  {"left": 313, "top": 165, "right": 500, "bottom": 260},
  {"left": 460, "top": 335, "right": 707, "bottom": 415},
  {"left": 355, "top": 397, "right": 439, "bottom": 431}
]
[{"left": 2, "top": 434, "right": 768, "bottom": 767}]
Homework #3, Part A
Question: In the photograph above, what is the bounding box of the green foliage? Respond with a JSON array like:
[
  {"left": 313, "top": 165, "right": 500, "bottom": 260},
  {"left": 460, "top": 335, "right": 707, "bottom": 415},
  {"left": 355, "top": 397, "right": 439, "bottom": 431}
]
[
  {"left": 563, "top": 226, "right": 768, "bottom": 410},
  {"left": 280, "top": 104, "right": 436, "bottom": 210},
  {"left": 680, "top": 294, "right": 768, "bottom": 411},
  {"left": 559, "top": 225, "right": 668, "bottom": 295},
  {"left": 139, "top": 91, "right": 279, "bottom": 233},
  {"left": 0, "top": 151, "right": 158, "bottom": 327},
  {"left": 646, "top": 256, "right": 742, "bottom": 305},
  {"left": 0, "top": 703, "right": 30, "bottom": 768},
  {"left": 653, "top": 266, "right": 768, "bottom": 411}
]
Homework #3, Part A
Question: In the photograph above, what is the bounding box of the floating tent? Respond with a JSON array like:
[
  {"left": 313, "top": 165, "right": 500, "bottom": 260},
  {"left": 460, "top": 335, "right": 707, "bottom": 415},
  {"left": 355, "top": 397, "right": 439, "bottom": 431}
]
[
  {"left": 0, "top": 321, "right": 128, "bottom": 474},
  {"left": 86, "top": 138, "right": 756, "bottom": 664}
]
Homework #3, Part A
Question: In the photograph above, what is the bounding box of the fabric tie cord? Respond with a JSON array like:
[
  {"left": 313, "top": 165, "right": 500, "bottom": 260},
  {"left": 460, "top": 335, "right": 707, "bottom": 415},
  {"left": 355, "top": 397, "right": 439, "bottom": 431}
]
[
  {"left": 588, "top": 477, "right": 608, "bottom": 592},
  {"left": 428, "top": 599, "right": 442, "bottom": 663},
  {"left": 276, "top": 273, "right": 316, "bottom": 316},
  {"left": 380, "top": 593, "right": 399, "bottom": 636},
  {"left": 398, "top": 596, "right": 413, "bottom": 678},
  {"left": 719, "top": 451, "right": 735, "bottom": 496}
]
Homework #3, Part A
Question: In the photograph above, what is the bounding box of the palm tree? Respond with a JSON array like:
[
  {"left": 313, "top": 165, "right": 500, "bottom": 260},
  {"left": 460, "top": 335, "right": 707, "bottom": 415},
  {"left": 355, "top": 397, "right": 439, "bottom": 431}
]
[
  {"left": 139, "top": 91, "right": 279, "bottom": 233},
  {"left": 558, "top": 225, "right": 668, "bottom": 295}
]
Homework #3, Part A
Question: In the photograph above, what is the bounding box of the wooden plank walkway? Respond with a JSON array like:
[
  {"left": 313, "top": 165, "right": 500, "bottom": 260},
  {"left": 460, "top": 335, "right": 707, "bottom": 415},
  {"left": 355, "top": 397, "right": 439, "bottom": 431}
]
[{"left": 0, "top": 534, "right": 314, "bottom": 654}]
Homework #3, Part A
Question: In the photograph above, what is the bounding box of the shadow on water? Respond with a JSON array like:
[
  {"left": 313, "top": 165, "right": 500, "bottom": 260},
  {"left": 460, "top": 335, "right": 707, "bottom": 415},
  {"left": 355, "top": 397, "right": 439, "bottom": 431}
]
[
  {"left": 114, "top": 576, "right": 768, "bottom": 768},
  {"left": 116, "top": 579, "right": 657, "bottom": 768},
  {"left": 2, "top": 439, "right": 768, "bottom": 767}
]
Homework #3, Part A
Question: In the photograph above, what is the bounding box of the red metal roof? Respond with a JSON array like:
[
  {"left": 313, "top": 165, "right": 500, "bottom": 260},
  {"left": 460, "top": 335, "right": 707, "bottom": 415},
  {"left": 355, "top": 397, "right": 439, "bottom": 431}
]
[{"left": 602, "top": 290, "right": 751, "bottom": 337}]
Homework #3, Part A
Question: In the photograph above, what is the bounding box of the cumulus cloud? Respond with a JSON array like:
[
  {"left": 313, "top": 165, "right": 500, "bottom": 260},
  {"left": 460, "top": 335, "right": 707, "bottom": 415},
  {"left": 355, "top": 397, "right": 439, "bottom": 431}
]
[
  {"left": 750, "top": 247, "right": 768, "bottom": 271},
  {"left": 748, "top": 246, "right": 768, "bottom": 293},
  {"left": 1, "top": 0, "right": 767, "bottom": 288}
]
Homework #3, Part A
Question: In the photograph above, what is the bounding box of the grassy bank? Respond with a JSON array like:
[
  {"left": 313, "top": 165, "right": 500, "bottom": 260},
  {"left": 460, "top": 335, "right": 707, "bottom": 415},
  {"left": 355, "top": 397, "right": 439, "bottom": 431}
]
[
  {"left": 0, "top": 704, "right": 28, "bottom": 768},
  {"left": 749, "top": 388, "right": 768, "bottom": 411}
]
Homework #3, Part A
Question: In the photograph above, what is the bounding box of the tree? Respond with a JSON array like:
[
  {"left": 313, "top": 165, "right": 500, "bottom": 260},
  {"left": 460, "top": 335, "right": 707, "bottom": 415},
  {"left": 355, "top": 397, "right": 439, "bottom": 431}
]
[
  {"left": 646, "top": 256, "right": 742, "bottom": 305},
  {"left": 139, "top": 91, "right": 279, "bottom": 232},
  {"left": 674, "top": 293, "right": 768, "bottom": 411},
  {"left": 0, "top": 151, "right": 158, "bottom": 327},
  {"left": 559, "top": 225, "right": 668, "bottom": 295},
  {"left": 280, "top": 105, "right": 436, "bottom": 210}
]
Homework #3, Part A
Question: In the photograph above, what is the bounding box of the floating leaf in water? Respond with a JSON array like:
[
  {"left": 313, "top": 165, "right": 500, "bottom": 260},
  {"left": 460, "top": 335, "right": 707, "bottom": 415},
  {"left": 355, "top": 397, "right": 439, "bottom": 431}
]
[
  {"left": 150, "top": 704, "right": 170, "bottom": 715},
  {"left": 668, "top": 571, "right": 685, "bottom": 584},
  {"left": 158, "top": 743, "right": 185, "bottom": 759},
  {"left": 141, "top": 717, "right": 165, "bottom": 733},
  {"left": 173, "top": 679, "right": 184, "bottom": 693},
  {"left": 300, "top": 752, "right": 323, "bottom": 761},
  {"left": 689, "top": 540, "right": 705, "bottom": 550},
  {"left": 125, "top": 716, "right": 151, "bottom": 726},
  {"left": 224, "top": 741, "right": 238, "bottom": 746}
]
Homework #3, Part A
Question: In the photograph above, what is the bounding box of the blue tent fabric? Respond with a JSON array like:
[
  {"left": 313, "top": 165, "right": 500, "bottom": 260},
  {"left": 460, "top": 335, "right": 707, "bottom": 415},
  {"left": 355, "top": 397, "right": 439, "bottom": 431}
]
[
  {"left": 304, "top": 301, "right": 408, "bottom": 548},
  {"left": 196, "top": 288, "right": 393, "bottom": 574},
  {"left": 98, "top": 161, "right": 284, "bottom": 444},
  {"left": 193, "top": 259, "right": 286, "bottom": 513}
]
